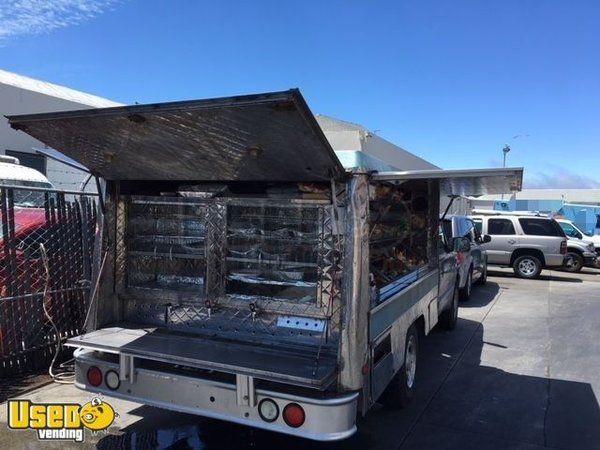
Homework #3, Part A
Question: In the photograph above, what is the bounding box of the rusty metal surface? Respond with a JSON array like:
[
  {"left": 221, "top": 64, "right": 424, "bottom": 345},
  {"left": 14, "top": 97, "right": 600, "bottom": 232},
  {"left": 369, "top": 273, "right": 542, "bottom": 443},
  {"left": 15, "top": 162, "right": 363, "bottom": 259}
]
[
  {"left": 7, "top": 90, "right": 345, "bottom": 182},
  {"left": 339, "top": 174, "right": 370, "bottom": 392}
]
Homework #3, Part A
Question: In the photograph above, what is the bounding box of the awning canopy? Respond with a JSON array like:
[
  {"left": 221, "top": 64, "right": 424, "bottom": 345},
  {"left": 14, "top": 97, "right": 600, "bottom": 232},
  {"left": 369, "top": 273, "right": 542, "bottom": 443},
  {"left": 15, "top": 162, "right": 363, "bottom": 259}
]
[
  {"left": 7, "top": 89, "right": 345, "bottom": 182},
  {"left": 372, "top": 167, "right": 524, "bottom": 196}
]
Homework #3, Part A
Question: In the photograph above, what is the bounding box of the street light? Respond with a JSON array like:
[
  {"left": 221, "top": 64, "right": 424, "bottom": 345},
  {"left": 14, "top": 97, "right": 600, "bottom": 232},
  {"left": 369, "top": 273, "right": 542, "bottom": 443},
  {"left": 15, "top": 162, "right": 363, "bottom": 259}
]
[{"left": 502, "top": 144, "right": 511, "bottom": 168}]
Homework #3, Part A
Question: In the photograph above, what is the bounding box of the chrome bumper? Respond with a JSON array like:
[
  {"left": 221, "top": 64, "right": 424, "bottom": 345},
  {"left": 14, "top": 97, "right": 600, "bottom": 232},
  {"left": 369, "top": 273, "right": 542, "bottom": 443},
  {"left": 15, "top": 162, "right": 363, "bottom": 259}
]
[
  {"left": 74, "top": 349, "right": 358, "bottom": 441},
  {"left": 583, "top": 253, "right": 598, "bottom": 267}
]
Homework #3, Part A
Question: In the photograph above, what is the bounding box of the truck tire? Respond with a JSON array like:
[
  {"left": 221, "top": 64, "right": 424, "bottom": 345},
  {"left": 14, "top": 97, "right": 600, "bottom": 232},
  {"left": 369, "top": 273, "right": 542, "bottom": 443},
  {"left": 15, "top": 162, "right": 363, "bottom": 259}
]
[
  {"left": 563, "top": 252, "right": 583, "bottom": 273},
  {"left": 439, "top": 282, "right": 459, "bottom": 330},
  {"left": 380, "top": 324, "right": 418, "bottom": 409},
  {"left": 459, "top": 269, "right": 472, "bottom": 301},
  {"left": 513, "top": 255, "right": 542, "bottom": 279},
  {"left": 475, "top": 260, "right": 488, "bottom": 285}
]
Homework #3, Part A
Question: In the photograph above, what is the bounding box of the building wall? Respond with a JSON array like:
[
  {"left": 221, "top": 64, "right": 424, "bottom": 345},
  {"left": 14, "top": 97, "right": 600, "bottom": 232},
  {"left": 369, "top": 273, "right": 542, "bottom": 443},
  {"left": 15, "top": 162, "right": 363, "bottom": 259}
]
[{"left": 486, "top": 196, "right": 600, "bottom": 235}]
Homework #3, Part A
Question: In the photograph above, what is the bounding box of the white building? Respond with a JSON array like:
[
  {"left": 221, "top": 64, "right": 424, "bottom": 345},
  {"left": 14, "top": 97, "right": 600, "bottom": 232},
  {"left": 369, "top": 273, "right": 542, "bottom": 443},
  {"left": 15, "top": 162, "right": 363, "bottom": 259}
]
[
  {"left": 0, "top": 69, "right": 122, "bottom": 190},
  {"left": 315, "top": 114, "right": 439, "bottom": 171}
]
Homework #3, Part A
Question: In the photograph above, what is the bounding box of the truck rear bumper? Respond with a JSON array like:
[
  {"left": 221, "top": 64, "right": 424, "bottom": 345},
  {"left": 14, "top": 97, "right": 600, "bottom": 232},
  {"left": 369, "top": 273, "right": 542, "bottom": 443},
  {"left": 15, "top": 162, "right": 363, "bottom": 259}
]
[{"left": 73, "top": 349, "right": 358, "bottom": 441}]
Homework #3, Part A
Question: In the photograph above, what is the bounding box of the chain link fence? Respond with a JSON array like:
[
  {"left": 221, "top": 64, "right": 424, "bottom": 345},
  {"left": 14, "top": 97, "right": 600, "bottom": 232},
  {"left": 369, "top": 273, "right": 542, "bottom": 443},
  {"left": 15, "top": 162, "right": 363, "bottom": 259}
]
[{"left": 0, "top": 185, "right": 97, "bottom": 376}]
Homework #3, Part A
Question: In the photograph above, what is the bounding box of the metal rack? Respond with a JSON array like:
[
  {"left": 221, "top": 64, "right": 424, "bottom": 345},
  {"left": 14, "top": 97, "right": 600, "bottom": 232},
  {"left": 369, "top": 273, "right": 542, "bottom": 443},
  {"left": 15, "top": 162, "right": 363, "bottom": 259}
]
[{"left": 120, "top": 195, "right": 343, "bottom": 351}]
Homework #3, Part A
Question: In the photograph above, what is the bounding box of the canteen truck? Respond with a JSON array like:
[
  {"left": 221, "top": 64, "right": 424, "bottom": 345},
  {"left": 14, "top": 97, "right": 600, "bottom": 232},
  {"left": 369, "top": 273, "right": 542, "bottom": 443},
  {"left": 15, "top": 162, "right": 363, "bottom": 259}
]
[{"left": 8, "top": 90, "right": 523, "bottom": 440}]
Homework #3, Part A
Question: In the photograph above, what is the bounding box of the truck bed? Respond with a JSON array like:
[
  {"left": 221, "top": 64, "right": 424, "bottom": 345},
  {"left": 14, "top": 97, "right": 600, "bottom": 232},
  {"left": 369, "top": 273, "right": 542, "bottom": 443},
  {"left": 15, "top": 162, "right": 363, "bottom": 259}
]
[{"left": 66, "top": 325, "right": 337, "bottom": 390}]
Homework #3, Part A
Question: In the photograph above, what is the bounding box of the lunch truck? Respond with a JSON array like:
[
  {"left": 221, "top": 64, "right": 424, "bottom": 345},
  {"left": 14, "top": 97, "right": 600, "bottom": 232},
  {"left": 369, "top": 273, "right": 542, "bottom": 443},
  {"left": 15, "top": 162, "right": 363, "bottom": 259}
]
[{"left": 8, "top": 90, "right": 523, "bottom": 440}]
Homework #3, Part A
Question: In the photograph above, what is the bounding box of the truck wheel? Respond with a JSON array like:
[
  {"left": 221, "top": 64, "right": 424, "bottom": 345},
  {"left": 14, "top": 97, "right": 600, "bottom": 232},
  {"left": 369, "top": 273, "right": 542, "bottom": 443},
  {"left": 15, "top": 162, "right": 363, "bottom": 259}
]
[
  {"left": 439, "top": 282, "right": 459, "bottom": 330},
  {"left": 459, "top": 269, "right": 472, "bottom": 301},
  {"left": 513, "top": 255, "right": 542, "bottom": 279},
  {"left": 380, "top": 325, "right": 418, "bottom": 409},
  {"left": 475, "top": 260, "right": 487, "bottom": 285},
  {"left": 563, "top": 252, "right": 583, "bottom": 273}
]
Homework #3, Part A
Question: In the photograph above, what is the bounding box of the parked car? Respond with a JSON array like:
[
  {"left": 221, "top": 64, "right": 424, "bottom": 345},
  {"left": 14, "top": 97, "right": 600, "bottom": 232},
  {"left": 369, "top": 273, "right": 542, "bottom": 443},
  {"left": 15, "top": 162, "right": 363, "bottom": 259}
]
[
  {"left": 441, "top": 214, "right": 490, "bottom": 301},
  {"left": 555, "top": 219, "right": 600, "bottom": 269},
  {"left": 470, "top": 215, "right": 567, "bottom": 279}
]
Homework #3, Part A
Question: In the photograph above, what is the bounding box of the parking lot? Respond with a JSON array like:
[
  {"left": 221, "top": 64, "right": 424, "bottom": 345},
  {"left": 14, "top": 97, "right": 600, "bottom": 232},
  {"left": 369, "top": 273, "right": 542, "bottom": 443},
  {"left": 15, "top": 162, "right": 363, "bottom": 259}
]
[{"left": 1, "top": 267, "right": 599, "bottom": 450}]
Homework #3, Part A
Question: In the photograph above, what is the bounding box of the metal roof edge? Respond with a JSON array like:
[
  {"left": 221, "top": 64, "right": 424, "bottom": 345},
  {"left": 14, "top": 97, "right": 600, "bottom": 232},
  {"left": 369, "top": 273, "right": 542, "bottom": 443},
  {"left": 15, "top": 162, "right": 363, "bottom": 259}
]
[
  {"left": 6, "top": 89, "right": 299, "bottom": 123},
  {"left": 372, "top": 167, "right": 524, "bottom": 180}
]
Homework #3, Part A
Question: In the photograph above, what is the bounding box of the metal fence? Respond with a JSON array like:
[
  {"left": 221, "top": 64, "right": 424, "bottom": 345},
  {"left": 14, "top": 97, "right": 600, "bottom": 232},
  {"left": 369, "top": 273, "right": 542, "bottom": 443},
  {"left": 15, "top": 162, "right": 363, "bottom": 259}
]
[{"left": 0, "top": 185, "right": 97, "bottom": 376}]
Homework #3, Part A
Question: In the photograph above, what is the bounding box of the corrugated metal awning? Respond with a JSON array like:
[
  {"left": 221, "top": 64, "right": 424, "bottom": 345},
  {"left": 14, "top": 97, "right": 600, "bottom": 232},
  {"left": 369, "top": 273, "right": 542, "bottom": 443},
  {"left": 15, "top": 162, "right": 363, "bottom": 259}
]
[
  {"left": 372, "top": 167, "right": 524, "bottom": 196},
  {"left": 7, "top": 89, "right": 345, "bottom": 182}
]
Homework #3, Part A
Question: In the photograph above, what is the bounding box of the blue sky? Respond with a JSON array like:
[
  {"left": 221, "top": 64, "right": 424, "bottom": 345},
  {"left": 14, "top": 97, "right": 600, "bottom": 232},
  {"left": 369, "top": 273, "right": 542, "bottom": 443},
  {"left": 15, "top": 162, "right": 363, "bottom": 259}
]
[{"left": 1, "top": 0, "right": 599, "bottom": 187}]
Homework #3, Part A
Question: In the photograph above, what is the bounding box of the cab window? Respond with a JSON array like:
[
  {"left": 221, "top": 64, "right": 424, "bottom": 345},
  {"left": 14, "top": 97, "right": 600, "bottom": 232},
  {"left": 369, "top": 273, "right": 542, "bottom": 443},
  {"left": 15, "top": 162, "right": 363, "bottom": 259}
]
[
  {"left": 559, "top": 222, "right": 580, "bottom": 238},
  {"left": 519, "top": 218, "right": 563, "bottom": 236},
  {"left": 468, "top": 219, "right": 481, "bottom": 241},
  {"left": 472, "top": 218, "right": 483, "bottom": 234}
]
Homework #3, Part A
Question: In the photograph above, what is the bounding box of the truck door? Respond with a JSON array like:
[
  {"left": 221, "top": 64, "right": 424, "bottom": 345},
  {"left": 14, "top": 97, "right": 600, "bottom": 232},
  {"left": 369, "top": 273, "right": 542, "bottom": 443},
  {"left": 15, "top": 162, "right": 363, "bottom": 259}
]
[
  {"left": 467, "top": 218, "right": 484, "bottom": 278},
  {"left": 484, "top": 218, "right": 519, "bottom": 265},
  {"left": 438, "top": 221, "right": 457, "bottom": 310}
]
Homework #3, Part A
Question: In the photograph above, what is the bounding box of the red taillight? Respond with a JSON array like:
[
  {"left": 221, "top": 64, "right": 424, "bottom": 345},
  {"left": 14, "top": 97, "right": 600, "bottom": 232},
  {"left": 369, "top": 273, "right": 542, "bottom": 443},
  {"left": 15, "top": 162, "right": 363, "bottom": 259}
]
[
  {"left": 87, "top": 366, "right": 102, "bottom": 387},
  {"left": 283, "top": 403, "right": 305, "bottom": 428},
  {"left": 560, "top": 240, "right": 567, "bottom": 255}
]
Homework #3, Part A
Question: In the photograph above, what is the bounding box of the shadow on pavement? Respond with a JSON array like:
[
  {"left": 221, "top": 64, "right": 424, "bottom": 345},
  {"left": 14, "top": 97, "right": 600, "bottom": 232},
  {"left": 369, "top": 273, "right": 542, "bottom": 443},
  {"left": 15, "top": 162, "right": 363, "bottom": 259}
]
[
  {"left": 0, "top": 373, "right": 51, "bottom": 403},
  {"left": 459, "top": 281, "right": 500, "bottom": 308},
  {"left": 487, "top": 269, "right": 583, "bottom": 283},
  {"left": 95, "top": 311, "right": 600, "bottom": 450}
]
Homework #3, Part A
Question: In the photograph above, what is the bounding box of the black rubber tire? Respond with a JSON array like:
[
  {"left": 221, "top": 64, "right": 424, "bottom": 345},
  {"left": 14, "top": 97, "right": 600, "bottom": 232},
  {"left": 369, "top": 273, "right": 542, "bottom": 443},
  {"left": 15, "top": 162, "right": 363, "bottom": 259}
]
[
  {"left": 563, "top": 252, "right": 583, "bottom": 273},
  {"left": 475, "top": 260, "right": 488, "bottom": 285},
  {"left": 439, "top": 281, "right": 459, "bottom": 330},
  {"left": 512, "top": 255, "right": 543, "bottom": 279},
  {"left": 379, "top": 324, "right": 418, "bottom": 409},
  {"left": 459, "top": 269, "right": 472, "bottom": 301}
]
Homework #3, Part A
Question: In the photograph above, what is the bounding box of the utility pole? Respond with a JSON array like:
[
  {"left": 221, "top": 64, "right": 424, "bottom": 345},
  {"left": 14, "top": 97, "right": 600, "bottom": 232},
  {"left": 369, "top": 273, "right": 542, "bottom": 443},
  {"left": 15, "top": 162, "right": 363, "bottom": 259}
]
[
  {"left": 502, "top": 144, "right": 511, "bottom": 168},
  {"left": 501, "top": 144, "right": 511, "bottom": 200}
]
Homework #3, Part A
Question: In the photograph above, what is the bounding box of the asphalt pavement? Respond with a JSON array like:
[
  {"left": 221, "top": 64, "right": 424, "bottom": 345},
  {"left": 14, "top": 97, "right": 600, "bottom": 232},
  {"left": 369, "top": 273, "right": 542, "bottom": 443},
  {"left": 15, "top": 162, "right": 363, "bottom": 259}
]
[{"left": 1, "top": 267, "right": 599, "bottom": 449}]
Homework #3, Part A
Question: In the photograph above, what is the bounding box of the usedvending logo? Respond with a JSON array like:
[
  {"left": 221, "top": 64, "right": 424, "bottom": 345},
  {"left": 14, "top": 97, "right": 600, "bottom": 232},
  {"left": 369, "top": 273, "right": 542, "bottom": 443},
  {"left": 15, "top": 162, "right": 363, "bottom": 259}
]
[{"left": 8, "top": 397, "right": 116, "bottom": 442}]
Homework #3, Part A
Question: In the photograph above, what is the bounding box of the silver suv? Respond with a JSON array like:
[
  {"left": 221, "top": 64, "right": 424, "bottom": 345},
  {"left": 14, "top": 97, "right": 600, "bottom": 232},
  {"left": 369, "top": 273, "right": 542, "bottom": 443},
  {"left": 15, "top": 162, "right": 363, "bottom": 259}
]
[{"left": 470, "top": 215, "right": 567, "bottom": 279}]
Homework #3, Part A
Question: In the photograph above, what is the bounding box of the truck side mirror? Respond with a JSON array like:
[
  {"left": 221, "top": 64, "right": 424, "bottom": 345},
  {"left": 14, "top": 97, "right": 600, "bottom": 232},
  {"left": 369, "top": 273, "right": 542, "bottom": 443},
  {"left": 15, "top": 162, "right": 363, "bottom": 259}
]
[
  {"left": 454, "top": 237, "right": 471, "bottom": 252},
  {"left": 575, "top": 231, "right": 583, "bottom": 239},
  {"left": 483, "top": 234, "right": 492, "bottom": 243}
]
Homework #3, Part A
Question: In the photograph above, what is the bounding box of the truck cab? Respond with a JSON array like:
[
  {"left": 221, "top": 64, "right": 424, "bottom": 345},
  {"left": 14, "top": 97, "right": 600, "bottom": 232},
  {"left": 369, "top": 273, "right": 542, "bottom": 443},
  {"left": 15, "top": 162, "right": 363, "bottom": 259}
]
[
  {"left": 440, "top": 214, "right": 489, "bottom": 301},
  {"left": 555, "top": 219, "right": 599, "bottom": 270},
  {"left": 0, "top": 156, "right": 55, "bottom": 298}
]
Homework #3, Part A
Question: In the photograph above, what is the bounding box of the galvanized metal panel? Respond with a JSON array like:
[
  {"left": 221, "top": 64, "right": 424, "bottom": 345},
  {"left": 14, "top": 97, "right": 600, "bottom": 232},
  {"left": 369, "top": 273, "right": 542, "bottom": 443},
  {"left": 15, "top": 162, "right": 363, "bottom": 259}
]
[
  {"left": 369, "top": 270, "right": 438, "bottom": 340},
  {"left": 7, "top": 90, "right": 345, "bottom": 182},
  {"left": 372, "top": 167, "right": 524, "bottom": 196},
  {"left": 67, "top": 326, "right": 337, "bottom": 389},
  {"left": 339, "top": 173, "right": 370, "bottom": 391}
]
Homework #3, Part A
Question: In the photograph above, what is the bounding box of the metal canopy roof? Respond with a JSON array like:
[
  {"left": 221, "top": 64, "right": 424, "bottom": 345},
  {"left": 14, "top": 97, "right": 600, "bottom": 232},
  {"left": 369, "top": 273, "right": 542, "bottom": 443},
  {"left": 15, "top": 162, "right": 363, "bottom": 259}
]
[
  {"left": 372, "top": 167, "right": 524, "bottom": 196},
  {"left": 7, "top": 89, "right": 345, "bottom": 182}
]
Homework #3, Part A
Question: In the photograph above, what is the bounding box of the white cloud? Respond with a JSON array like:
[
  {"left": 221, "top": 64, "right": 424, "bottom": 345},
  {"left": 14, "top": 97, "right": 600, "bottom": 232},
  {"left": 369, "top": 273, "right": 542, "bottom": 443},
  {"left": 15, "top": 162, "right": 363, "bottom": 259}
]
[
  {"left": 0, "top": 0, "right": 120, "bottom": 42},
  {"left": 525, "top": 166, "right": 600, "bottom": 189}
]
